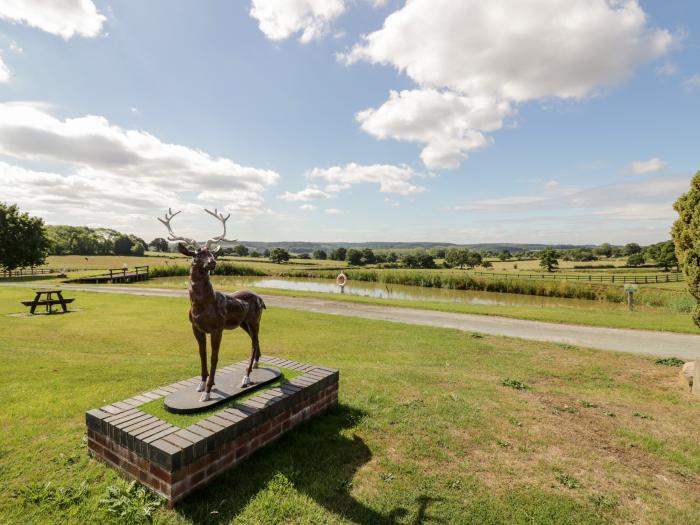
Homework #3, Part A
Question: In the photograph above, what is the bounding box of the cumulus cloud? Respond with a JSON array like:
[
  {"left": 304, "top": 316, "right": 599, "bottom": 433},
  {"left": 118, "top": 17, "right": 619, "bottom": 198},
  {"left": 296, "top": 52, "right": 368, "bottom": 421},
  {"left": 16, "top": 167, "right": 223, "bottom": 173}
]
[
  {"left": 625, "top": 157, "right": 667, "bottom": 175},
  {"left": 299, "top": 204, "right": 318, "bottom": 211},
  {"left": 0, "top": 102, "right": 280, "bottom": 230},
  {"left": 0, "top": 0, "right": 106, "bottom": 39},
  {"left": 343, "top": 0, "right": 675, "bottom": 169},
  {"left": 250, "top": 0, "right": 345, "bottom": 43},
  {"left": 357, "top": 89, "right": 512, "bottom": 168},
  {"left": 279, "top": 186, "right": 333, "bottom": 201},
  {"left": 0, "top": 56, "right": 9, "bottom": 82},
  {"left": 682, "top": 74, "right": 700, "bottom": 91},
  {"left": 308, "top": 163, "right": 426, "bottom": 195}
]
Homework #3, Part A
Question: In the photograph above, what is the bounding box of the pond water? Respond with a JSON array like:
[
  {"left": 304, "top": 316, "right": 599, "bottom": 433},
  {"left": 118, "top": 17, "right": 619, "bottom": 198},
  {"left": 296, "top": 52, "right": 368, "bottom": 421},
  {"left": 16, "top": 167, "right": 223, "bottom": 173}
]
[{"left": 224, "top": 276, "right": 631, "bottom": 311}]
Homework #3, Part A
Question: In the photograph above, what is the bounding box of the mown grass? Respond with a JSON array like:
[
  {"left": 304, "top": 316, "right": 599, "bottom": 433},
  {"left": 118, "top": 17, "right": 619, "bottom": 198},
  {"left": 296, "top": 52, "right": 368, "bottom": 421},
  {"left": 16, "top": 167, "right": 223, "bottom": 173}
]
[
  {"left": 0, "top": 287, "right": 698, "bottom": 524},
  {"left": 139, "top": 364, "right": 302, "bottom": 427}
]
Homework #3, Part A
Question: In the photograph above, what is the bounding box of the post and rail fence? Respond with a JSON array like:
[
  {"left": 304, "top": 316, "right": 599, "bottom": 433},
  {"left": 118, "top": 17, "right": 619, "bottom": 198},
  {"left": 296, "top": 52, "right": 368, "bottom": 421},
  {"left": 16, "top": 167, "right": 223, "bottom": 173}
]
[
  {"left": 466, "top": 270, "right": 684, "bottom": 284},
  {"left": 1, "top": 268, "right": 58, "bottom": 278}
]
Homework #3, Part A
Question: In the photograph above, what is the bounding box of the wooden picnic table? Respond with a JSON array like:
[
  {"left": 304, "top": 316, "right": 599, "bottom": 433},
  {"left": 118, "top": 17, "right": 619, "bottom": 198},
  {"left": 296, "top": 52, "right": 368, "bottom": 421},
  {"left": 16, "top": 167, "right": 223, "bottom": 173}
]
[{"left": 21, "top": 289, "right": 75, "bottom": 314}]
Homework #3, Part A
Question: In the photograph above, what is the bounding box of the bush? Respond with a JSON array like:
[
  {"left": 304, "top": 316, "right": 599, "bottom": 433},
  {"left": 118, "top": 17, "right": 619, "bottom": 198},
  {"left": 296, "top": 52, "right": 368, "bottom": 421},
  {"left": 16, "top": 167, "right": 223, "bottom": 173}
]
[{"left": 149, "top": 262, "right": 265, "bottom": 278}]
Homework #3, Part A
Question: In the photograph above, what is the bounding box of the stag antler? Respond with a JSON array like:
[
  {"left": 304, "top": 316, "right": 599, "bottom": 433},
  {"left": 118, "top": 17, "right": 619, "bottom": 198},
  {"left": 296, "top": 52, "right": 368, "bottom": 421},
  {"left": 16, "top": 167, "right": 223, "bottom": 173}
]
[
  {"left": 157, "top": 208, "right": 198, "bottom": 248},
  {"left": 204, "top": 208, "right": 236, "bottom": 251}
]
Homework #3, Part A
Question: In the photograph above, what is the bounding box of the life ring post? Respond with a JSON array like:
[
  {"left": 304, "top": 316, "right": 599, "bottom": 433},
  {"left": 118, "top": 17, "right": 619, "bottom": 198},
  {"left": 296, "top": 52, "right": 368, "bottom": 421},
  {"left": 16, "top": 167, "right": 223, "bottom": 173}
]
[{"left": 336, "top": 271, "right": 347, "bottom": 292}]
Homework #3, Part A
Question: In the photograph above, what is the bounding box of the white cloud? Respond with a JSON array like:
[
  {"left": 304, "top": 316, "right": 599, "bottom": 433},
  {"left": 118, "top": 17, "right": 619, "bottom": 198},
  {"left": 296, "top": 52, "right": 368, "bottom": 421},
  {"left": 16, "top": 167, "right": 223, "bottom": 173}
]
[
  {"left": 656, "top": 63, "right": 677, "bottom": 76},
  {"left": 0, "top": 0, "right": 106, "bottom": 39},
  {"left": 308, "top": 162, "right": 427, "bottom": 195},
  {"left": 0, "top": 102, "right": 279, "bottom": 193},
  {"left": 0, "top": 56, "right": 9, "bottom": 82},
  {"left": 324, "top": 208, "right": 341, "bottom": 214},
  {"left": 682, "top": 74, "right": 700, "bottom": 91},
  {"left": 356, "top": 89, "right": 512, "bottom": 169},
  {"left": 626, "top": 157, "right": 667, "bottom": 175},
  {"left": 0, "top": 102, "right": 280, "bottom": 230},
  {"left": 299, "top": 204, "right": 318, "bottom": 211},
  {"left": 451, "top": 175, "right": 688, "bottom": 220},
  {"left": 250, "top": 0, "right": 345, "bottom": 43},
  {"left": 9, "top": 40, "right": 23, "bottom": 53},
  {"left": 343, "top": 0, "right": 675, "bottom": 169},
  {"left": 279, "top": 186, "right": 332, "bottom": 201},
  {"left": 384, "top": 197, "right": 399, "bottom": 207}
]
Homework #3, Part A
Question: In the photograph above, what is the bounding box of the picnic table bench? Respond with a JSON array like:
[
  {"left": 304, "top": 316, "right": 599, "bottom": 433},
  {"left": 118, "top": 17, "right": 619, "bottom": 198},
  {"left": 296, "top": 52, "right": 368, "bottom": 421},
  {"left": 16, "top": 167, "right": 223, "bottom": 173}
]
[{"left": 21, "top": 289, "right": 75, "bottom": 314}]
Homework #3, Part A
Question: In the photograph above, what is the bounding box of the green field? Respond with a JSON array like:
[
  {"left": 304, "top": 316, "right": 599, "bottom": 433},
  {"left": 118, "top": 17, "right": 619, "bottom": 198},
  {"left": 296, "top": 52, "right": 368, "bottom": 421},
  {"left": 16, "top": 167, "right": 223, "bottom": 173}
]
[{"left": 0, "top": 287, "right": 698, "bottom": 524}]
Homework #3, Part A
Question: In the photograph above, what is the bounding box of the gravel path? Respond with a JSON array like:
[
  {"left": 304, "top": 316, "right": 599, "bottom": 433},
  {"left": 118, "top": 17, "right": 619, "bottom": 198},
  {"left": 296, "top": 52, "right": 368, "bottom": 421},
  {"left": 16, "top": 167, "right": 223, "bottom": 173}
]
[{"left": 3, "top": 282, "right": 699, "bottom": 358}]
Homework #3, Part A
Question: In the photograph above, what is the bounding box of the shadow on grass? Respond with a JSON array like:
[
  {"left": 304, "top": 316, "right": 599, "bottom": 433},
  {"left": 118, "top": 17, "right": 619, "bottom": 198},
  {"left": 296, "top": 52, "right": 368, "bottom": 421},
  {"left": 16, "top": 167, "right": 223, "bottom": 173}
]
[{"left": 176, "top": 404, "right": 410, "bottom": 524}]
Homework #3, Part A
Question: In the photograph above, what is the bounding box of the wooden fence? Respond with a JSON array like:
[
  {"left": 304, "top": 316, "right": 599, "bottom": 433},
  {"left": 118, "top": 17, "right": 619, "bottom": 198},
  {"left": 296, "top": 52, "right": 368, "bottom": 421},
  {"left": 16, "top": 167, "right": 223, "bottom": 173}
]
[
  {"left": 0, "top": 268, "right": 57, "bottom": 278},
  {"left": 468, "top": 270, "right": 684, "bottom": 284}
]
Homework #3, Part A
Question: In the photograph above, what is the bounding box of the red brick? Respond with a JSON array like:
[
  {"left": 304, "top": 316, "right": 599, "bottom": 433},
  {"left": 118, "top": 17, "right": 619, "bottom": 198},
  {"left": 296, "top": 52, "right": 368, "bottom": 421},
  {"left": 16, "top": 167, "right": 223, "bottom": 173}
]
[{"left": 150, "top": 463, "right": 173, "bottom": 483}]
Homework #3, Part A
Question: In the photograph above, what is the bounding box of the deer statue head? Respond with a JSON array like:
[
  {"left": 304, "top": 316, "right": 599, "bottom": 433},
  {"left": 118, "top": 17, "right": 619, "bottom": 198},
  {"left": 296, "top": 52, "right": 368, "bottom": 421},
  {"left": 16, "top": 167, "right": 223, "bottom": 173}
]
[{"left": 157, "top": 208, "right": 236, "bottom": 271}]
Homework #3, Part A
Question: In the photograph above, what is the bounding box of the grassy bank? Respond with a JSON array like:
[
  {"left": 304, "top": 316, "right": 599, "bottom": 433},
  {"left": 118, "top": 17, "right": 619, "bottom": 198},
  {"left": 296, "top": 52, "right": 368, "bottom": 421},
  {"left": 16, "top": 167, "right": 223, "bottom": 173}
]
[{"left": 0, "top": 287, "right": 698, "bottom": 523}]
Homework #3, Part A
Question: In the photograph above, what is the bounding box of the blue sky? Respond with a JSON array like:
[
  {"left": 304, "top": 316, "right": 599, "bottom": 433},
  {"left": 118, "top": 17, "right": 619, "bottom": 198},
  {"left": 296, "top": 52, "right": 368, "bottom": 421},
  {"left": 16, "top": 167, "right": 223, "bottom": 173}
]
[{"left": 0, "top": 0, "right": 698, "bottom": 244}]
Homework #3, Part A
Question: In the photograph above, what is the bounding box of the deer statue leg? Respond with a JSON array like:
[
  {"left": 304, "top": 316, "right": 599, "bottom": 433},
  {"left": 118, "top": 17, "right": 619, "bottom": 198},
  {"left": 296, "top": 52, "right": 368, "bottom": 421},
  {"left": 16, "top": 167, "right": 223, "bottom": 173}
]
[
  {"left": 192, "top": 325, "right": 208, "bottom": 393},
  {"left": 241, "top": 324, "right": 257, "bottom": 387},
  {"left": 251, "top": 322, "right": 261, "bottom": 369},
  {"left": 201, "top": 329, "right": 222, "bottom": 402}
]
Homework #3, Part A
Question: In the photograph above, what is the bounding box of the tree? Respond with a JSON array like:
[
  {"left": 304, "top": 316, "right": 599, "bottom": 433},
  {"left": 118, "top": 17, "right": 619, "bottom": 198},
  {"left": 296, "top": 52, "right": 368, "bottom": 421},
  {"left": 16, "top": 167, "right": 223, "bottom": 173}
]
[
  {"left": 445, "top": 248, "right": 470, "bottom": 269},
  {"left": 297, "top": 253, "right": 311, "bottom": 259},
  {"left": 386, "top": 252, "right": 398, "bottom": 263},
  {"left": 498, "top": 250, "right": 512, "bottom": 261},
  {"left": 113, "top": 235, "right": 133, "bottom": 255},
  {"left": 402, "top": 253, "right": 435, "bottom": 269},
  {"left": 150, "top": 237, "right": 169, "bottom": 252},
  {"left": 232, "top": 245, "right": 250, "bottom": 257},
  {"left": 250, "top": 250, "right": 261, "bottom": 258},
  {"left": 673, "top": 171, "right": 700, "bottom": 327},
  {"left": 0, "top": 203, "right": 49, "bottom": 271},
  {"left": 330, "top": 247, "right": 347, "bottom": 261},
  {"left": 539, "top": 247, "right": 559, "bottom": 272},
  {"left": 624, "top": 243, "right": 642, "bottom": 256},
  {"left": 627, "top": 253, "right": 645, "bottom": 267},
  {"left": 313, "top": 249, "right": 327, "bottom": 260},
  {"left": 623, "top": 243, "right": 642, "bottom": 256},
  {"left": 430, "top": 247, "right": 446, "bottom": 258},
  {"left": 482, "top": 260, "right": 493, "bottom": 268},
  {"left": 646, "top": 241, "right": 678, "bottom": 271},
  {"left": 594, "top": 243, "right": 613, "bottom": 258},
  {"left": 346, "top": 248, "right": 362, "bottom": 266},
  {"left": 465, "top": 251, "right": 482, "bottom": 268},
  {"left": 269, "top": 248, "right": 290, "bottom": 264},
  {"left": 130, "top": 243, "right": 145, "bottom": 256},
  {"left": 360, "top": 248, "right": 376, "bottom": 265}
]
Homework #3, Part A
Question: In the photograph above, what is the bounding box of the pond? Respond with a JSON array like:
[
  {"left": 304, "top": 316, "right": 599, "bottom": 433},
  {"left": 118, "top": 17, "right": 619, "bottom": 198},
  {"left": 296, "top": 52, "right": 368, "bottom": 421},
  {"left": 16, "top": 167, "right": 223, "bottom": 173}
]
[{"left": 223, "top": 276, "right": 634, "bottom": 311}]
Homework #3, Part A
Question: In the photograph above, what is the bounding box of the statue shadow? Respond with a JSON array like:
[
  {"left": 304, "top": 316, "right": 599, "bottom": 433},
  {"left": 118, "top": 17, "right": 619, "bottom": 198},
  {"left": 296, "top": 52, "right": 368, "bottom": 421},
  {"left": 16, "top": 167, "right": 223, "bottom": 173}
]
[{"left": 176, "top": 404, "right": 410, "bottom": 524}]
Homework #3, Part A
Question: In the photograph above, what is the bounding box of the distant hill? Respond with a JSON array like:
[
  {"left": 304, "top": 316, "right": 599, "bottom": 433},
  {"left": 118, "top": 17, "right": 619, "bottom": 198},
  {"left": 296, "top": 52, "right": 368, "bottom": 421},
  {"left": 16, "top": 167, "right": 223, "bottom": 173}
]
[{"left": 211, "top": 241, "right": 592, "bottom": 254}]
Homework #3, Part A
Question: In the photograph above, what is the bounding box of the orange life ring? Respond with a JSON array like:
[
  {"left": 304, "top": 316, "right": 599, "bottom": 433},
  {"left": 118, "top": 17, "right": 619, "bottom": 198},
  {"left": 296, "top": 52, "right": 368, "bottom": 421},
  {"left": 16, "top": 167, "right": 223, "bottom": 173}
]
[{"left": 336, "top": 273, "right": 347, "bottom": 287}]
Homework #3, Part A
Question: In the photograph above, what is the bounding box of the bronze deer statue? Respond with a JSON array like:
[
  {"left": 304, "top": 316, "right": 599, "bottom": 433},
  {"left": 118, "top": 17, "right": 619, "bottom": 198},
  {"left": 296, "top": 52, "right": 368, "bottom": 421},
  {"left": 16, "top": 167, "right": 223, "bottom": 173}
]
[{"left": 158, "top": 208, "right": 265, "bottom": 402}]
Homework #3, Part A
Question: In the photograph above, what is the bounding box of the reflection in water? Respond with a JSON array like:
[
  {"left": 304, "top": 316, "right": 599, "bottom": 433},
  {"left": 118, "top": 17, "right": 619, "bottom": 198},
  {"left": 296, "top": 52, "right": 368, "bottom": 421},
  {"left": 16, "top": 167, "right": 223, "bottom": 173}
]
[{"left": 239, "top": 277, "right": 619, "bottom": 310}]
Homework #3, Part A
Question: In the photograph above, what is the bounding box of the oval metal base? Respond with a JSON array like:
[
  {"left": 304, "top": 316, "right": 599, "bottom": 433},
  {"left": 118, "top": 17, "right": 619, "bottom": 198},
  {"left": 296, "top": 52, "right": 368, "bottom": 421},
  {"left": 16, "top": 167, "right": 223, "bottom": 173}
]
[{"left": 164, "top": 366, "right": 281, "bottom": 414}]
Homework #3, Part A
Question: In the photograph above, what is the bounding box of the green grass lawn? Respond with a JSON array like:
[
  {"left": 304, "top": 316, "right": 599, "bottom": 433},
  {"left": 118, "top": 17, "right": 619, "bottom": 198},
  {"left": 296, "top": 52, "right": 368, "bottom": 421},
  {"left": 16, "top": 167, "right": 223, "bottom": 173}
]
[{"left": 0, "top": 287, "right": 698, "bottom": 524}]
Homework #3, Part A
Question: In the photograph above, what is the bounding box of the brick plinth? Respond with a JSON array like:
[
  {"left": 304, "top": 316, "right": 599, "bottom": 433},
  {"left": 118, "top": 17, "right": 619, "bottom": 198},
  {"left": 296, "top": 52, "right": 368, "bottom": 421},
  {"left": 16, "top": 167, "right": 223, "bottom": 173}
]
[{"left": 86, "top": 356, "right": 339, "bottom": 506}]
